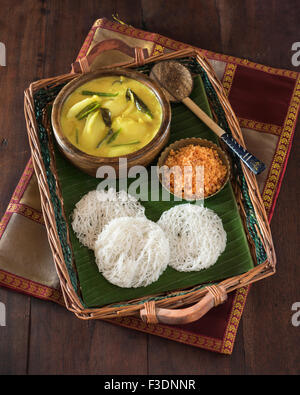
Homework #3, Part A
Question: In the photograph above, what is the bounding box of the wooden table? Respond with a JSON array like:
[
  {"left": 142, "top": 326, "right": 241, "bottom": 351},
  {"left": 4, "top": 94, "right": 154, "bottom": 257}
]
[{"left": 0, "top": 0, "right": 299, "bottom": 375}]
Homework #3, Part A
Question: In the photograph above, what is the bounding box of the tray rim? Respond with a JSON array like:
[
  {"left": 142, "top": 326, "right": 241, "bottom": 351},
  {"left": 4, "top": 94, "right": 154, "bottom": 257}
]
[{"left": 23, "top": 48, "right": 276, "bottom": 323}]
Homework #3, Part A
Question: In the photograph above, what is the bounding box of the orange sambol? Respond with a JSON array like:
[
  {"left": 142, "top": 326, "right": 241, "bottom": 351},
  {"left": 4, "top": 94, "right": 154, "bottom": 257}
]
[{"left": 162, "top": 144, "right": 228, "bottom": 199}]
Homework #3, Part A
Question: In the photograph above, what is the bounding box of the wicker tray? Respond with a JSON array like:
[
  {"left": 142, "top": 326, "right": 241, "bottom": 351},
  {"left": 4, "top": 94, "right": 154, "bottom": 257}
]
[{"left": 24, "top": 46, "right": 276, "bottom": 325}]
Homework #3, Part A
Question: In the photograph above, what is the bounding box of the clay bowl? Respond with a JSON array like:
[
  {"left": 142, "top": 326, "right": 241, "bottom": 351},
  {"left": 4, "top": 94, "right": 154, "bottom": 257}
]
[
  {"left": 157, "top": 137, "right": 231, "bottom": 200},
  {"left": 51, "top": 68, "right": 171, "bottom": 177}
]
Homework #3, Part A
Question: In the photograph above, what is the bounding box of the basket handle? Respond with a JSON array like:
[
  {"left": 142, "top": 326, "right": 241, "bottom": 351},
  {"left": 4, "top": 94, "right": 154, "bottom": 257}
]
[
  {"left": 140, "top": 285, "right": 227, "bottom": 325},
  {"left": 71, "top": 39, "right": 149, "bottom": 73}
]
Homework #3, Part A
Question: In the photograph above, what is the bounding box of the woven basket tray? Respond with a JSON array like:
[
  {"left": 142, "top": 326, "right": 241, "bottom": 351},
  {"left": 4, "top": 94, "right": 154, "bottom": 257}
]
[{"left": 24, "top": 45, "right": 276, "bottom": 325}]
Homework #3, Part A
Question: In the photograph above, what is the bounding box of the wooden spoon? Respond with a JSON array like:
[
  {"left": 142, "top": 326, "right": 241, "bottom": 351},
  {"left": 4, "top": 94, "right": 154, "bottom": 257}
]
[{"left": 150, "top": 60, "right": 265, "bottom": 175}]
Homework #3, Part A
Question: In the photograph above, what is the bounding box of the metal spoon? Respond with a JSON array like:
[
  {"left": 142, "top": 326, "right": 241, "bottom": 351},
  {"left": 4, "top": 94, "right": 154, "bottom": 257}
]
[{"left": 150, "top": 60, "right": 265, "bottom": 175}]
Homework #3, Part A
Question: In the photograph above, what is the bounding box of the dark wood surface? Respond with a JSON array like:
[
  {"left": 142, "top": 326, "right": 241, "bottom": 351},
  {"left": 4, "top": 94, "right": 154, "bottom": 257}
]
[{"left": 0, "top": 0, "right": 299, "bottom": 375}]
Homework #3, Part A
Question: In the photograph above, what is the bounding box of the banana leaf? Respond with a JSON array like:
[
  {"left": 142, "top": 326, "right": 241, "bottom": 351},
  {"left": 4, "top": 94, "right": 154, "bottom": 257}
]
[{"left": 54, "top": 76, "right": 254, "bottom": 308}]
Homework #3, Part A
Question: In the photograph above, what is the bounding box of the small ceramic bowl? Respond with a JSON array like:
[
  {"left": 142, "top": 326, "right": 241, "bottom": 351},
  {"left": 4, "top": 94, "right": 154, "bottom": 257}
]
[
  {"left": 51, "top": 68, "right": 171, "bottom": 177},
  {"left": 157, "top": 137, "right": 231, "bottom": 200}
]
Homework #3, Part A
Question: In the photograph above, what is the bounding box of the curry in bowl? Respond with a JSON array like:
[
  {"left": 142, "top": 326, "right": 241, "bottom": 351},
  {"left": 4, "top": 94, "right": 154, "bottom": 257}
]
[
  {"left": 51, "top": 69, "right": 171, "bottom": 176},
  {"left": 60, "top": 75, "right": 163, "bottom": 158}
]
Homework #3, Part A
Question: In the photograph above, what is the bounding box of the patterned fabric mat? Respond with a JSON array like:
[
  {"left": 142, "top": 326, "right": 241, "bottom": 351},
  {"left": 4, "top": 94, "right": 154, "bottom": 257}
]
[{"left": 0, "top": 18, "right": 299, "bottom": 354}]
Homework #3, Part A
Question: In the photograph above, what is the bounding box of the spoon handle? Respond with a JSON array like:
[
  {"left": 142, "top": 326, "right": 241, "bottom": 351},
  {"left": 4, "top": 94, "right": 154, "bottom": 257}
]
[
  {"left": 219, "top": 133, "right": 266, "bottom": 175},
  {"left": 182, "top": 97, "right": 266, "bottom": 175}
]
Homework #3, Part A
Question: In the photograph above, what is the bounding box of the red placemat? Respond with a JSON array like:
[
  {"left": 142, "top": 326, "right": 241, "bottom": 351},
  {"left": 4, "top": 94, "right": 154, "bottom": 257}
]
[{"left": 0, "top": 18, "right": 299, "bottom": 354}]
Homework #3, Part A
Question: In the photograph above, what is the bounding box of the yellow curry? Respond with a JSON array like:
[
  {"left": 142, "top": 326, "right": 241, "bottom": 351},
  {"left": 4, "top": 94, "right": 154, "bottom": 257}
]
[{"left": 60, "top": 76, "right": 163, "bottom": 157}]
